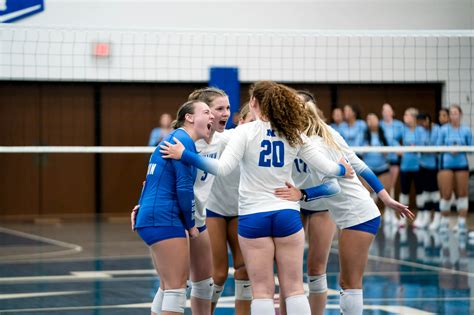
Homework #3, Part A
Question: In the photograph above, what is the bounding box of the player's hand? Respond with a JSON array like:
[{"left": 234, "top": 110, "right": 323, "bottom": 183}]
[
  {"left": 274, "top": 182, "right": 302, "bottom": 202},
  {"left": 160, "top": 137, "right": 185, "bottom": 160},
  {"left": 131, "top": 205, "right": 139, "bottom": 231},
  {"left": 378, "top": 190, "right": 415, "bottom": 220},
  {"left": 188, "top": 227, "right": 200, "bottom": 239},
  {"left": 339, "top": 157, "right": 354, "bottom": 178}
]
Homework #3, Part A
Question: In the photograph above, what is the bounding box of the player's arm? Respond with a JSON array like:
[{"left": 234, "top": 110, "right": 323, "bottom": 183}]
[
  {"left": 275, "top": 178, "right": 341, "bottom": 202},
  {"left": 172, "top": 159, "right": 196, "bottom": 232},
  {"left": 161, "top": 127, "right": 246, "bottom": 176},
  {"left": 299, "top": 140, "right": 354, "bottom": 178}
]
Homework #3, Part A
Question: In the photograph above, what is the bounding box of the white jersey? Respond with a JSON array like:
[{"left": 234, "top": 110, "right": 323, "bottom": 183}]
[
  {"left": 295, "top": 128, "right": 380, "bottom": 229},
  {"left": 205, "top": 130, "right": 239, "bottom": 217},
  {"left": 203, "top": 120, "right": 343, "bottom": 216},
  {"left": 194, "top": 135, "right": 221, "bottom": 227}
]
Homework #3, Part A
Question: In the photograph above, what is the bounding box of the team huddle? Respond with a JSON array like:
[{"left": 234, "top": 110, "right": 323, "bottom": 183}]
[{"left": 132, "top": 81, "right": 418, "bottom": 315}]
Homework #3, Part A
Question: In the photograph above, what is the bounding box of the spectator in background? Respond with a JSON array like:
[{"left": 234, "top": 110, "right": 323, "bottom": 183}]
[
  {"left": 437, "top": 105, "right": 472, "bottom": 232},
  {"left": 331, "top": 107, "right": 347, "bottom": 136},
  {"left": 417, "top": 113, "right": 441, "bottom": 230},
  {"left": 340, "top": 104, "right": 367, "bottom": 147},
  {"left": 380, "top": 103, "right": 404, "bottom": 207},
  {"left": 363, "top": 113, "right": 391, "bottom": 202},
  {"left": 438, "top": 108, "right": 449, "bottom": 126},
  {"left": 148, "top": 113, "right": 173, "bottom": 146},
  {"left": 398, "top": 108, "right": 425, "bottom": 228}
]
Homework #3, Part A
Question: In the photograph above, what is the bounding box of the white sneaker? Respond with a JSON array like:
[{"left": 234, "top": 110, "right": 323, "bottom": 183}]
[
  {"left": 413, "top": 211, "right": 429, "bottom": 229},
  {"left": 398, "top": 216, "right": 407, "bottom": 228},
  {"left": 429, "top": 212, "right": 441, "bottom": 231}
]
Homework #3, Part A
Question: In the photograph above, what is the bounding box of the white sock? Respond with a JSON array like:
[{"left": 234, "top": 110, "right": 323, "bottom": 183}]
[
  {"left": 286, "top": 294, "right": 311, "bottom": 315},
  {"left": 151, "top": 287, "right": 164, "bottom": 314},
  {"left": 340, "top": 289, "right": 363, "bottom": 315},
  {"left": 251, "top": 298, "right": 274, "bottom": 315}
]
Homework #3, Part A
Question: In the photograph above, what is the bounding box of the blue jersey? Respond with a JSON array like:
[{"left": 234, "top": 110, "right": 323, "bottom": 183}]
[
  {"left": 437, "top": 124, "right": 472, "bottom": 169},
  {"left": 419, "top": 124, "right": 440, "bottom": 170},
  {"left": 400, "top": 126, "right": 424, "bottom": 172},
  {"left": 136, "top": 128, "right": 197, "bottom": 230},
  {"left": 363, "top": 132, "right": 390, "bottom": 173},
  {"left": 339, "top": 120, "right": 367, "bottom": 147},
  {"left": 330, "top": 122, "right": 348, "bottom": 137},
  {"left": 380, "top": 119, "right": 404, "bottom": 163}
]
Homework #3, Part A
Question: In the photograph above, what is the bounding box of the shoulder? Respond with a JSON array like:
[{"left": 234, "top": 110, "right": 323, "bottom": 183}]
[
  {"left": 170, "top": 129, "right": 195, "bottom": 149},
  {"left": 461, "top": 125, "right": 472, "bottom": 132}
]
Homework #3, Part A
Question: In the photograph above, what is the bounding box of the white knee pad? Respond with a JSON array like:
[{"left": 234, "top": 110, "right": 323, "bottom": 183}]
[
  {"left": 286, "top": 294, "right": 311, "bottom": 315},
  {"left": 235, "top": 279, "right": 252, "bottom": 301},
  {"left": 308, "top": 274, "right": 327, "bottom": 294},
  {"left": 457, "top": 197, "right": 469, "bottom": 211},
  {"left": 431, "top": 191, "right": 441, "bottom": 203},
  {"left": 340, "top": 289, "right": 363, "bottom": 315},
  {"left": 162, "top": 289, "right": 186, "bottom": 313},
  {"left": 251, "top": 298, "right": 274, "bottom": 315},
  {"left": 399, "top": 194, "right": 409, "bottom": 206},
  {"left": 440, "top": 199, "right": 452, "bottom": 212},
  {"left": 191, "top": 277, "right": 214, "bottom": 300},
  {"left": 416, "top": 194, "right": 425, "bottom": 209},
  {"left": 151, "top": 287, "right": 164, "bottom": 314},
  {"left": 211, "top": 284, "right": 224, "bottom": 303}
]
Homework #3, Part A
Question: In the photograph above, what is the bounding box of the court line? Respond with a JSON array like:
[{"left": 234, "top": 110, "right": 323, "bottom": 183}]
[
  {"left": 0, "top": 290, "right": 88, "bottom": 300},
  {"left": 0, "top": 227, "right": 82, "bottom": 261},
  {"left": 330, "top": 248, "right": 474, "bottom": 277}
]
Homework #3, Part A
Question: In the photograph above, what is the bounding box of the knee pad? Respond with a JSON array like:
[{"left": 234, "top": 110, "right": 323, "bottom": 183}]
[
  {"left": 286, "top": 294, "right": 311, "bottom": 315},
  {"left": 251, "top": 298, "right": 274, "bottom": 315},
  {"left": 340, "top": 289, "right": 363, "bottom": 315},
  {"left": 162, "top": 289, "right": 186, "bottom": 313},
  {"left": 440, "top": 199, "right": 452, "bottom": 212},
  {"left": 416, "top": 194, "right": 425, "bottom": 209},
  {"left": 399, "top": 194, "right": 409, "bottom": 206},
  {"left": 431, "top": 191, "right": 441, "bottom": 203},
  {"left": 457, "top": 197, "right": 469, "bottom": 211},
  {"left": 235, "top": 279, "right": 252, "bottom": 301},
  {"left": 151, "top": 287, "right": 164, "bottom": 314},
  {"left": 308, "top": 274, "right": 327, "bottom": 294},
  {"left": 211, "top": 284, "right": 224, "bottom": 304},
  {"left": 191, "top": 277, "right": 213, "bottom": 300}
]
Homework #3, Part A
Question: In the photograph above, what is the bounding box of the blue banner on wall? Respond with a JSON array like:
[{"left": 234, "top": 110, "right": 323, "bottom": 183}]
[
  {"left": 209, "top": 67, "right": 240, "bottom": 129},
  {"left": 0, "top": 0, "right": 44, "bottom": 23}
]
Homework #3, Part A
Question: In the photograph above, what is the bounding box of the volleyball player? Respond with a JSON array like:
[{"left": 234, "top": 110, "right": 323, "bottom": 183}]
[
  {"left": 363, "top": 113, "right": 391, "bottom": 201},
  {"left": 186, "top": 87, "right": 231, "bottom": 315},
  {"left": 160, "top": 81, "right": 354, "bottom": 315},
  {"left": 206, "top": 103, "right": 254, "bottom": 315},
  {"left": 399, "top": 108, "right": 425, "bottom": 228},
  {"left": 380, "top": 103, "right": 404, "bottom": 224},
  {"left": 437, "top": 105, "right": 472, "bottom": 232},
  {"left": 276, "top": 101, "right": 413, "bottom": 315},
  {"left": 339, "top": 104, "right": 367, "bottom": 147},
  {"left": 417, "top": 113, "right": 441, "bottom": 230},
  {"left": 133, "top": 100, "right": 213, "bottom": 315}
]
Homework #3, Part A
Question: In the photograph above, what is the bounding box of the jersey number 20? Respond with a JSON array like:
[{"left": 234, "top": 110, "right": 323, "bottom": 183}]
[{"left": 258, "top": 140, "right": 284, "bottom": 167}]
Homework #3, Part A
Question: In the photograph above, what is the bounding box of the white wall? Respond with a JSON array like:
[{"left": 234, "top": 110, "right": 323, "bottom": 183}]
[
  {"left": 13, "top": 0, "right": 474, "bottom": 30},
  {"left": 1, "top": 1, "right": 473, "bottom": 124}
]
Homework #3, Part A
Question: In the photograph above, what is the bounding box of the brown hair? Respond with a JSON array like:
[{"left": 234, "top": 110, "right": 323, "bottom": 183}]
[
  {"left": 304, "top": 101, "right": 341, "bottom": 151},
  {"left": 250, "top": 81, "right": 307, "bottom": 147},
  {"left": 188, "top": 87, "right": 227, "bottom": 108},
  {"left": 171, "top": 100, "right": 199, "bottom": 129},
  {"left": 449, "top": 104, "right": 463, "bottom": 115}
]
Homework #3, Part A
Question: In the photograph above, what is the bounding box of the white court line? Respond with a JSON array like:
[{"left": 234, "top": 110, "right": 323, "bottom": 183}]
[
  {"left": 0, "top": 227, "right": 82, "bottom": 261},
  {"left": 0, "top": 290, "right": 88, "bottom": 300},
  {"left": 330, "top": 248, "right": 474, "bottom": 277}
]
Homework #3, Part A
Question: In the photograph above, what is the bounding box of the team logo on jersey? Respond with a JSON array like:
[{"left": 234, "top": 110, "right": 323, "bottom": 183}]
[{"left": 0, "top": 0, "right": 44, "bottom": 23}]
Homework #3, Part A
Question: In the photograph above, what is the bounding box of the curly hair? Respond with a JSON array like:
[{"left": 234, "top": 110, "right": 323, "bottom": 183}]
[
  {"left": 188, "top": 87, "right": 227, "bottom": 108},
  {"left": 250, "top": 81, "right": 308, "bottom": 147}
]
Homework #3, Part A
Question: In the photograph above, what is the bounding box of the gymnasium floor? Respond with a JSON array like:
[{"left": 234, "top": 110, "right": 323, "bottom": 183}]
[{"left": 1, "top": 217, "right": 473, "bottom": 314}]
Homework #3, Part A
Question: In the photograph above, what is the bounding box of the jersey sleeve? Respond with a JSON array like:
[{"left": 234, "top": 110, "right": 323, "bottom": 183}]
[
  {"left": 172, "top": 159, "right": 196, "bottom": 230},
  {"left": 298, "top": 138, "right": 346, "bottom": 177},
  {"left": 181, "top": 126, "right": 246, "bottom": 176},
  {"left": 303, "top": 178, "right": 341, "bottom": 201}
]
